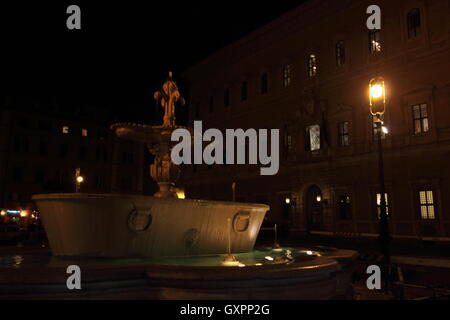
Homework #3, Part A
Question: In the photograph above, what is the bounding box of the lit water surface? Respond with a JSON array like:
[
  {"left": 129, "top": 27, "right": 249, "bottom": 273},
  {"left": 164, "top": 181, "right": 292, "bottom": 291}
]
[{"left": 0, "top": 247, "right": 325, "bottom": 269}]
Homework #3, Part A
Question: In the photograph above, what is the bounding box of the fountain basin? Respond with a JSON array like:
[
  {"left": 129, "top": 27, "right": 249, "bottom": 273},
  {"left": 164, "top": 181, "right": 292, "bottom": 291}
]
[
  {"left": 0, "top": 247, "right": 357, "bottom": 300},
  {"left": 31, "top": 193, "right": 268, "bottom": 258}
]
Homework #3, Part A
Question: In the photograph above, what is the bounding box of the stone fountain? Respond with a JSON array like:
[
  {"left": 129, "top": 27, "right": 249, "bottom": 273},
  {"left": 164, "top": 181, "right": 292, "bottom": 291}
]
[{"left": 32, "top": 73, "right": 268, "bottom": 259}]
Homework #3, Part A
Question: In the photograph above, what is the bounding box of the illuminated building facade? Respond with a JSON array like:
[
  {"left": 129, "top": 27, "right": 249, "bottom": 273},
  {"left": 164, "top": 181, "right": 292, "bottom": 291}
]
[{"left": 181, "top": 0, "right": 450, "bottom": 239}]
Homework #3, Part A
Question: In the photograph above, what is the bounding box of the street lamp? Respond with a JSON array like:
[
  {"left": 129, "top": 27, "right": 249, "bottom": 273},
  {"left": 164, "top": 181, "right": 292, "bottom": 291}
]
[
  {"left": 75, "top": 168, "right": 84, "bottom": 193},
  {"left": 369, "top": 77, "right": 391, "bottom": 291}
]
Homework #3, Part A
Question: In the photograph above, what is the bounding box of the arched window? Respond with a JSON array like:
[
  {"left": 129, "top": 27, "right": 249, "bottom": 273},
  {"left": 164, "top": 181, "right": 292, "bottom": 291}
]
[{"left": 407, "top": 8, "right": 421, "bottom": 39}]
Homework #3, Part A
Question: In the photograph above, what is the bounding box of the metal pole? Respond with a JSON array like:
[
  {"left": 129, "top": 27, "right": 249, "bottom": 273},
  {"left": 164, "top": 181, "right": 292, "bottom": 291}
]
[{"left": 377, "top": 118, "right": 391, "bottom": 292}]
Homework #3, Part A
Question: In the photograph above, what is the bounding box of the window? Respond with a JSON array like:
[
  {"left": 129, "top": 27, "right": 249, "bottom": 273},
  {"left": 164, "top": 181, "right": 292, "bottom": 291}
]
[
  {"left": 307, "top": 54, "right": 317, "bottom": 77},
  {"left": 82, "top": 129, "right": 88, "bottom": 137},
  {"left": 339, "top": 195, "right": 352, "bottom": 220},
  {"left": 419, "top": 190, "right": 436, "bottom": 220},
  {"left": 338, "top": 122, "right": 350, "bottom": 147},
  {"left": 376, "top": 193, "right": 389, "bottom": 219},
  {"left": 62, "top": 126, "right": 70, "bottom": 134},
  {"left": 369, "top": 30, "right": 382, "bottom": 53},
  {"left": 413, "top": 103, "right": 429, "bottom": 135},
  {"left": 372, "top": 115, "right": 386, "bottom": 140},
  {"left": 336, "top": 41, "right": 345, "bottom": 67},
  {"left": 241, "top": 82, "right": 248, "bottom": 101},
  {"left": 305, "top": 125, "right": 321, "bottom": 151},
  {"left": 283, "top": 65, "right": 291, "bottom": 87},
  {"left": 209, "top": 96, "right": 214, "bottom": 113},
  {"left": 261, "top": 73, "right": 268, "bottom": 94},
  {"left": 224, "top": 88, "right": 230, "bottom": 107},
  {"left": 407, "top": 9, "right": 421, "bottom": 39}
]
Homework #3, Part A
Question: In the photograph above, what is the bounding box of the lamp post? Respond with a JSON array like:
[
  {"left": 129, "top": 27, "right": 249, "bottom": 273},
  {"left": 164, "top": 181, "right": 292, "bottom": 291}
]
[
  {"left": 75, "top": 168, "right": 84, "bottom": 193},
  {"left": 369, "top": 77, "right": 391, "bottom": 291}
]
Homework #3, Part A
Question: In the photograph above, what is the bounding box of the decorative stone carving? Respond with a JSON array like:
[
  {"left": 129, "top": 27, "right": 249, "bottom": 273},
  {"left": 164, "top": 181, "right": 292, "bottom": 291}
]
[{"left": 111, "top": 72, "right": 188, "bottom": 198}]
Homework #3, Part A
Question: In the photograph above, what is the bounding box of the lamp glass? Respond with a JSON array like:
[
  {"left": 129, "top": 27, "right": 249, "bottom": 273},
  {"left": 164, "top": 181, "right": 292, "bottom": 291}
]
[{"left": 370, "top": 84, "right": 383, "bottom": 99}]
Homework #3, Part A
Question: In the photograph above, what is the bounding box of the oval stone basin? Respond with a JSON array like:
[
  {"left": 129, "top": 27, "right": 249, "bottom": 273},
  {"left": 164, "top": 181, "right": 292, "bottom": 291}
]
[{"left": 31, "top": 193, "right": 269, "bottom": 259}]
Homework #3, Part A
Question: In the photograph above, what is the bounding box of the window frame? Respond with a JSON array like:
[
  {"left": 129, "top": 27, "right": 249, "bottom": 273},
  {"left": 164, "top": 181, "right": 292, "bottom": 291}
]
[
  {"left": 335, "top": 41, "right": 346, "bottom": 67},
  {"left": 305, "top": 124, "right": 321, "bottom": 151},
  {"left": 338, "top": 121, "right": 350, "bottom": 147},
  {"left": 307, "top": 54, "right": 317, "bottom": 78},
  {"left": 412, "top": 103, "right": 429, "bottom": 135},
  {"left": 283, "top": 64, "right": 291, "bottom": 87},
  {"left": 418, "top": 189, "right": 436, "bottom": 220},
  {"left": 369, "top": 30, "right": 382, "bottom": 54},
  {"left": 376, "top": 193, "right": 390, "bottom": 219},
  {"left": 407, "top": 8, "right": 421, "bottom": 39}
]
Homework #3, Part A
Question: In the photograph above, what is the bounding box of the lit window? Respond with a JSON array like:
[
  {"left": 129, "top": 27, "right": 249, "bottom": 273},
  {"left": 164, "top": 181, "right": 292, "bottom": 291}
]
[
  {"left": 412, "top": 103, "right": 429, "bottom": 135},
  {"left": 407, "top": 9, "right": 421, "bottom": 39},
  {"left": 261, "top": 73, "right": 268, "bottom": 94},
  {"left": 307, "top": 54, "right": 317, "bottom": 77},
  {"left": 82, "top": 129, "right": 88, "bottom": 137},
  {"left": 241, "top": 82, "right": 248, "bottom": 101},
  {"left": 336, "top": 41, "right": 345, "bottom": 67},
  {"left": 305, "top": 125, "right": 321, "bottom": 151},
  {"left": 419, "top": 190, "right": 436, "bottom": 220},
  {"left": 376, "top": 193, "right": 389, "bottom": 219},
  {"left": 62, "top": 126, "right": 70, "bottom": 134},
  {"left": 372, "top": 115, "right": 386, "bottom": 140},
  {"left": 369, "top": 30, "right": 382, "bottom": 53},
  {"left": 224, "top": 88, "right": 230, "bottom": 107},
  {"left": 283, "top": 65, "right": 291, "bottom": 87},
  {"left": 339, "top": 195, "right": 352, "bottom": 220},
  {"left": 338, "top": 122, "right": 350, "bottom": 147}
]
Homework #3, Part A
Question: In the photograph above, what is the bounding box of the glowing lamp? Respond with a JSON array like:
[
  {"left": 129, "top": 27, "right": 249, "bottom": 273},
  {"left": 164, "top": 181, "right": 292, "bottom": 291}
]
[
  {"left": 176, "top": 190, "right": 185, "bottom": 199},
  {"left": 76, "top": 176, "right": 84, "bottom": 183},
  {"left": 316, "top": 195, "right": 322, "bottom": 202},
  {"left": 285, "top": 198, "right": 291, "bottom": 205},
  {"left": 20, "top": 210, "right": 28, "bottom": 218},
  {"left": 370, "top": 84, "right": 383, "bottom": 99},
  {"left": 369, "top": 77, "right": 386, "bottom": 116},
  {"left": 0, "top": 210, "right": 6, "bottom": 216}
]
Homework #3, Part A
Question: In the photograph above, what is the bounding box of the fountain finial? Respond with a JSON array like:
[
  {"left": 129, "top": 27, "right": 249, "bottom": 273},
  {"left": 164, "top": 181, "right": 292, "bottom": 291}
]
[{"left": 154, "top": 72, "right": 185, "bottom": 127}]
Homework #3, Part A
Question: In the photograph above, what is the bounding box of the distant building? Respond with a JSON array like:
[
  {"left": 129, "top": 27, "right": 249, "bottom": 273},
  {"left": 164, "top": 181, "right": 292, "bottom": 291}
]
[
  {"left": 0, "top": 99, "right": 145, "bottom": 217},
  {"left": 181, "top": 0, "right": 450, "bottom": 239}
]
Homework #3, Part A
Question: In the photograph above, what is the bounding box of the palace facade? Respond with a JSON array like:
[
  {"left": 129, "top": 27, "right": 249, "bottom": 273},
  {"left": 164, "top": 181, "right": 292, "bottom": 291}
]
[{"left": 181, "top": 0, "right": 450, "bottom": 240}]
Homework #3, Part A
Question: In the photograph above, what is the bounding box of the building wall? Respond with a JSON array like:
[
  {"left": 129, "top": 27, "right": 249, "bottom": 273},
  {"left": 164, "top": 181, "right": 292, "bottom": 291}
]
[
  {"left": 181, "top": 0, "right": 450, "bottom": 238},
  {"left": 0, "top": 107, "right": 145, "bottom": 211}
]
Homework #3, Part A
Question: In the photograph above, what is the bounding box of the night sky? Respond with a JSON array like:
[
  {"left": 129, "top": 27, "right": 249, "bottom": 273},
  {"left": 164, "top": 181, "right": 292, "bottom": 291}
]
[{"left": 1, "top": 1, "right": 304, "bottom": 123}]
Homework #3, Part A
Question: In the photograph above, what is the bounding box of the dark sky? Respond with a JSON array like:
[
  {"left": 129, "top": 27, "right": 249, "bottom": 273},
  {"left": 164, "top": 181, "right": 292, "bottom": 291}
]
[{"left": 1, "top": 1, "right": 305, "bottom": 122}]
